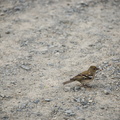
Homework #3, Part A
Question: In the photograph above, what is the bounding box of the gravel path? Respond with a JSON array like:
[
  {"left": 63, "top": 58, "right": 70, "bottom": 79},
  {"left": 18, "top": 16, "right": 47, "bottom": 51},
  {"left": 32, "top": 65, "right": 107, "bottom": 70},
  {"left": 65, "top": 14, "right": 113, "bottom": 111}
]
[{"left": 0, "top": 0, "right": 120, "bottom": 120}]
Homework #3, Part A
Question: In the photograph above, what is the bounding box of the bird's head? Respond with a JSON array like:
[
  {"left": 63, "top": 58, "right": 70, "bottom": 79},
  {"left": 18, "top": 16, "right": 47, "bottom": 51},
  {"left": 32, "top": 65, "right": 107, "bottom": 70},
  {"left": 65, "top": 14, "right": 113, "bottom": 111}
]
[{"left": 88, "top": 66, "right": 99, "bottom": 72}]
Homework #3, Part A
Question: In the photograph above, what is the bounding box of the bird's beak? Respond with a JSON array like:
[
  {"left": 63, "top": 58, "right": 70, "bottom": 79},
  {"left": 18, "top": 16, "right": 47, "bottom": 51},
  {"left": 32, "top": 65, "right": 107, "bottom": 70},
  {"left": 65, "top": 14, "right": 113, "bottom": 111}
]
[
  {"left": 96, "top": 67, "right": 100, "bottom": 70},
  {"left": 96, "top": 67, "right": 102, "bottom": 71}
]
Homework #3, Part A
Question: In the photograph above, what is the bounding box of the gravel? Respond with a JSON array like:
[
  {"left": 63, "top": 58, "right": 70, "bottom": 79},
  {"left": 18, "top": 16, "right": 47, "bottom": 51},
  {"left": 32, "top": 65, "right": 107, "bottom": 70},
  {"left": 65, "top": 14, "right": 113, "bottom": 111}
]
[
  {"left": 64, "top": 110, "right": 75, "bottom": 116},
  {"left": 0, "top": 0, "right": 120, "bottom": 120}
]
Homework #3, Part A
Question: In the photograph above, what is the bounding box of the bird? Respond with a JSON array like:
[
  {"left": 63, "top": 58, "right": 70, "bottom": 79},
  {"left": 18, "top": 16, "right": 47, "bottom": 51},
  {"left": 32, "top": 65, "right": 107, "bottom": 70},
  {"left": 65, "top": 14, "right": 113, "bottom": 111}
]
[{"left": 63, "top": 66, "right": 99, "bottom": 86}]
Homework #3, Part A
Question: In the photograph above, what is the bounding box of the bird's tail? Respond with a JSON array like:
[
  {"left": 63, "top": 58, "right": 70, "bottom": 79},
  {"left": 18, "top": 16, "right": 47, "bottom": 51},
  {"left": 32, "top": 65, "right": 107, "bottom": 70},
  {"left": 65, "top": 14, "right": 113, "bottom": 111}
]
[{"left": 63, "top": 80, "right": 74, "bottom": 85}]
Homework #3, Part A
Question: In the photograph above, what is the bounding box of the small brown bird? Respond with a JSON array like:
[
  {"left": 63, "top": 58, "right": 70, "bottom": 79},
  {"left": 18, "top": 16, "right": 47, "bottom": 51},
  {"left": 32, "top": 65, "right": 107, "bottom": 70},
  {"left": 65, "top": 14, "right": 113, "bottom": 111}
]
[{"left": 63, "top": 66, "right": 99, "bottom": 86}]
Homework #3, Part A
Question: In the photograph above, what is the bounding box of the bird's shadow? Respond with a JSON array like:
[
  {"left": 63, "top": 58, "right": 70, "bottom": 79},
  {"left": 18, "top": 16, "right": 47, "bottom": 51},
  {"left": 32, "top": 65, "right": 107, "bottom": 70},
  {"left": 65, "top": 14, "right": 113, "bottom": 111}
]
[
  {"left": 71, "top": 83, "right": 105, "bottom": 91},
  {"left": 92, "top": 84, "right": 105, "bottom": 88},
  {"left": 84, "top": 84, "right": 106, "bottom": 91}
]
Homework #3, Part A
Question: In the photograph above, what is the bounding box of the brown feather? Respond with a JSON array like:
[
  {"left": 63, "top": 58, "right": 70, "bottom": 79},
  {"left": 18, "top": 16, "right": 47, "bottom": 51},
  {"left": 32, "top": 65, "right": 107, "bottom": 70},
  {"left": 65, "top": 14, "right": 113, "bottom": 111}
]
[
  {"left": 63, "top": 66, "right": 99, "bottom": 85},
  {"left": 63, "top": 80, "right": 75, "bottom": 85}
]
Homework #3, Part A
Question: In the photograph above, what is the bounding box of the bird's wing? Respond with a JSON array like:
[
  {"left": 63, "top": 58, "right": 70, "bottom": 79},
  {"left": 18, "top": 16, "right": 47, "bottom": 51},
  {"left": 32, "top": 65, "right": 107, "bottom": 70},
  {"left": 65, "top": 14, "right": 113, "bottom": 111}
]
[
  {"left": 70, "top": 75, "right": 83, "bottom": 80},
  {"left": 70, "top": 71, "right": 91, "bottom": 81},
  {"left": 81, "top": 70, "right": 93, "bottom": 79},
  {"left": 77, "top": 71, "right": 93, "bottom": 79}
]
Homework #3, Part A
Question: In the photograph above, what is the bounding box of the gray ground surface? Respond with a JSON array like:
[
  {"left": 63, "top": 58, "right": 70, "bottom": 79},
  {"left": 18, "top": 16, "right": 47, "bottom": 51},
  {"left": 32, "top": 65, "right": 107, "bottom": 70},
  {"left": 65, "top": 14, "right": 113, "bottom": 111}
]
[{"left": 0, "top": 0, "right": 120, "bottom": 120}]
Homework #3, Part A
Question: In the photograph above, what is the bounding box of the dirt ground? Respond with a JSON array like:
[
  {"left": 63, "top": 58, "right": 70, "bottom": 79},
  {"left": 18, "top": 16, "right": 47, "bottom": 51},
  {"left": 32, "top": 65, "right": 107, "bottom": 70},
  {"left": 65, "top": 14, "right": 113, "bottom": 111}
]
[{"left": 0, "top": 0, "right": 120, "bottom": 120}]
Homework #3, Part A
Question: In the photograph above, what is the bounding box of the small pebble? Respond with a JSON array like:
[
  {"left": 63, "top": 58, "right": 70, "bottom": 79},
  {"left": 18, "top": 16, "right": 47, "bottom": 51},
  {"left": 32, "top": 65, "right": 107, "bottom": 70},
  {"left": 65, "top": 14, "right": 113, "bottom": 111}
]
[
  {"left": 44, "top": 99, "right": 52, "bottom": 102},
  {"left": 108, "top": 26, "right": 113, "bottom": 29},
  {"left": 19, "top": 0, "right": 26, "bottom": 3},
  {"left": 80, "top": 98, "right": 88, "bottom": 106},
  {"left": 20, "top": 64, "right": 31, "bottom": 71},
  {"left": 88, "top": 99, "right": 93, "bottom": 103},
  {"left": 104, "top": 89, "right": 111, "bottom": 95},
  {"left": 82, "top": 105, "right": 88, "bottom": 108},
  {"left": 73, "top": 86, "right": 81, "bottom": 92},
  {"left": 74, "top": 98, "right": 81, "bottom": 103},
  {"left": 10, "top": 81, "right": 16, "bottom": 85},
  {"left": 65, "top": 110, "right": 75, "bottom": 116},
  {"left": 40, "top": 47, "right": 48, "bottom": 54},
  {"left": 0, "top": 13, "right": 5, "bottom": 16},
  {"left": 81, "top": 87, "right": 85, "bottom": 91},
  {"left": 14, "top": 6, "right": 22, "bottom": 11},
  {"left": 77, "top": 118, "right": 85, "bottom": 120},
  {"left": 2, "top": 116, "right": 9, "bottom": 120},
  {"left": 64, "top": 87, "right": 71, "bottom": 92},
  {"left": 80, "top": 1, "right": 88, "bottom": 6},
  {"left": 19, "top": 103, "right": 27, "bottom": 109},
  {"left": 100, "top": 106, "right": 105, "bottom": 109},
  {"left": 5, "top": 31, "right": 10, "bottom": 34},
  {"left": 0, "top": 94, "right": 5, "bottom": 98},
  {"left": 33, "top": 99, "right": 40, "bottom": 104}
]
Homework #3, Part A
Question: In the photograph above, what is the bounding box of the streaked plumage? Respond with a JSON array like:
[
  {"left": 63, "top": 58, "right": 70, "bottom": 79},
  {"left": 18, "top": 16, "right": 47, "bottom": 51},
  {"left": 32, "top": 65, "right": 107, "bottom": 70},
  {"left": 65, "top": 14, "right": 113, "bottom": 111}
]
[{"left": 63, "top": 66, "right": 99, "bottom": 86}]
